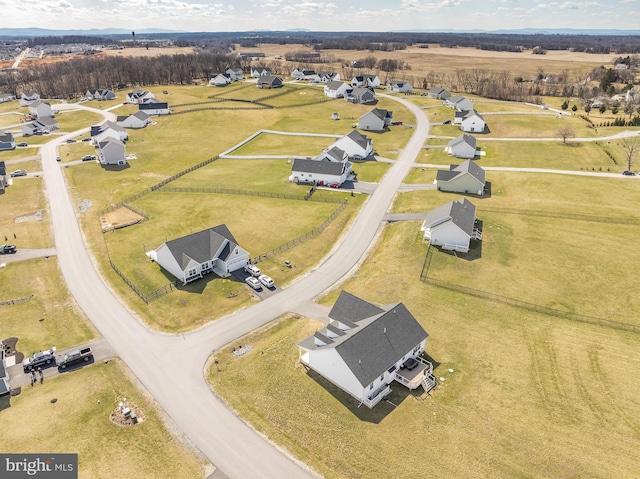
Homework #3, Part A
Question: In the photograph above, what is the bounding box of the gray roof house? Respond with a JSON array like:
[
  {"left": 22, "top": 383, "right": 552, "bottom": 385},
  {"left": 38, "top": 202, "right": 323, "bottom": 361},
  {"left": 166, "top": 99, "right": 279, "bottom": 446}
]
[
  {"left": 358, "top": 108, "right": 393, "bottom": 131},
  {"left": 0, "top": 160, "right": 8, "bottom": 192},
  {"left": 329, "top": 130, "right": 374, "bottom": 159},
  {"left": 428, "top": 87, "right": 452, "bottom": 100},
  {"left": 19, "top": 91, "right": 40, "bottom": 106},
  {"left": 0, "top": 349, "right": 10, "bottom": 397},
  {"left": 290, "top": 147, "right": 353, "bottom": 187},
  {"left": 345, "top": 87, "right": 376, "bottom": 105},
  {"left": 324, "top": 81, "right": 352, "bottom": 99},
  {"left": 436, "top": 159, "right": 486, "bottom": 195},
  {"left": 298, "top": 291, "right": 435, "bottom": 408},
  {"left": 0, "top": 93, "right": 16, "bottom": 103},
  {"left": 445, "top": 134, "right": 477, "bottom": 159},
  {"left": 257, "top": 75, "right": 283, "bottom": 89},
  {"left": 421, "top": 198, "right": 481, "bottom": 252},
  {"left": 0, "top": 130, "right": 16, "bottom": 151},
  {"left": 460, "top": 110, "right": 485, "bottom": 133},
  {"left": 147, "top": 224, "right": 250, "bottom": 284},
  {"left": 97, "top": 138, "right": 127, "bottom": 166},
  {"left": 445, "top": 95, "right": 473, "bottom": 112},
  {"left": 387, "top": 80, "right": 412, "bottom": 93},
  {"left": 226, "top": 68, "right": 244, "bottom": 81}
]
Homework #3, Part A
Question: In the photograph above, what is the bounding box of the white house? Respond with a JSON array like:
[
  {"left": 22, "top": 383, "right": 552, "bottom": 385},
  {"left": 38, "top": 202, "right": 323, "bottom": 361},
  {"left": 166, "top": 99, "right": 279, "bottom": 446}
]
[
  {"left": 226, "top": 68, "right": 244, "bottom": 81},
  {"left": 257, "top": 75, "right": 283, "bottom": 89},
  {"left": 329, "top": 130, "right": 374, "bottom": 159},
  {"left": 91, "top": 121, "right": 128, "bottom": 144},
  {"left": 460, "top": 110, "right": 485, "bottom": 133},
  {"left": 428, "top": 87, "right": 452, "bottom": 100},
  {"left": 0, "top": 131, "right": 16, "bottom": 151},
  {"left": 0, "top": 93, "right": 16, "bottom": 103},
  {"left": 421, "top": 198, "right": 482, "bottom": 253},
  {"left": 139, "top": 101, "right": 170, "bottom": 115},
  {"left": 19, "top": 92, "right": 40, "bottom": 106},
  {"left": 298, "top": 291, "right": 435, "bottom": 408},
  {"left": 324, "top": 81, "right": 352, "bottom": 99},
  {"left": 251, "top": 67, "right": 271, "bottom": 78},
  {"left": 292, "top": 69, "right": 320, "bottom": 81},
  {"left": 445, "top": 95, "right": 473, "bottom": 112},
  {"left": 0, "top": 161, "right": 9, "bottom": 192},
  {"left": 209, "top": 73, "right": 232, "bottom": 87},
  {"left": 86, "top": 89, "right": 116, "bottom": 101},
  {"left": 147, "top": 224, "right": 250, "bottom": 284},
  {"left": 125, "top": 89, "right": 155, "bottom": 104},
  {"left": 290, "top": 147, "right": 353, "bottom": 187},
  {"left": 318, "top": 71, "right": 340, "bottom": 83},
  {"left": 358, "top": 108, "right": 393, "bottom": 131},
  {"left": 445, "top": 134, "right": 477, "bottom": 159},
  {"left": 345, "top": 87, "right": 376, "bottom": 105},
  {"left": 22, "top": 117, "right": 58, "bottom": 135},
  {"left": 116, "top": 111, "right": 151, "bottom": 129},
  {"left": 387, "top": 80, "right": 412, "bottom": 93},
  {"left": 436, "top": 159, "right": 486, "bottom": 195},
  {"left": 28, "top": 100, "right": 52, "bottom": 118},
  {"left": 97, "top": 138, "right": 127, "bottom": 166},
  {"left": 0, "top": 345, "right": 10, "bottom": 397},
  {"left": 351, "top": 75, "right": 381, "bottom": 89}
]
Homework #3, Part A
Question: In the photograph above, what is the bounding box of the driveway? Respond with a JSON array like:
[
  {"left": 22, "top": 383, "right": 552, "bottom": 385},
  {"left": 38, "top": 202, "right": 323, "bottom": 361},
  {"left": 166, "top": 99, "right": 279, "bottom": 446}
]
[{"left": 0, "top": 248, "right": 56, "bottom": 264}]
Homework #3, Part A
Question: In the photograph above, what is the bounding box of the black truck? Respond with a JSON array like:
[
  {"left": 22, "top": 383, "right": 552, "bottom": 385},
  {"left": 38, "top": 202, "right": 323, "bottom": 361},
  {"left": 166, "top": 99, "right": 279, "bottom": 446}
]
[{"left": 57, "top": 347, "right": 93, "bottom": 370}]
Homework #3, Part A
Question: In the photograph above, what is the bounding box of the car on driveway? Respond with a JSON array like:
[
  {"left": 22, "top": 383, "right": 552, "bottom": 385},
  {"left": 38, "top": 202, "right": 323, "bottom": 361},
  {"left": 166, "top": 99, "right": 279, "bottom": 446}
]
[
  {"left": 82, "top": 137, "right": 91, "bottom": 142},
  {"left": 443, "top": 119, "right": 452, "bottom": 125},
  {"left": 81, "top": 155, "right": 94, "bottom": 161},
  {"left": 246, "top": 276, "right": 262, "bottom": 291},
  {"left": 66, "top": 139, "right": 76, "bottom": 144},
  {"left": 244, "top": 264, "right": 261, "bottom": 277},
  {"left": 10, "top": 170, "right": 27, "bottom": 177},
  {"left": 258, "top": 274, "right": 275, "bottom": 289},
  {"left": 622, "top": 170, "right": 636, "bottom": 176},
  {"left": 58, "top": 347, "right": 93, "bottom": 370},
  {"left": 17, "top": 142, "right": 28, "bottom": 147},
  {"left": 23, "top": 347, "right": 57, "bottom": 371}
]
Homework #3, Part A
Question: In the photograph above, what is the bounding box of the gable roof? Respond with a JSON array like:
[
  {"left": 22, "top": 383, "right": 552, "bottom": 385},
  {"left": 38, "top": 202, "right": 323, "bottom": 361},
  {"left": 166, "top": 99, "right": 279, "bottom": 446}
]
[
  {"left": 35, "top": 117, "right": 58, "bottom": 127},
  {"left": 423, "top": 198, "right": 476, "bottom": 236},
  {"left": 368, "top": 108, "right": 392, "bottom": 121},
  {"left": 326, "top": 81, "right": 348, "bottom": 91},
  {"left": 0, "top": 161, "right": 6, "bottom": 176},
  {"left": 345, "top": 129, "right": 371, "bottom": 149},
  {"left": 436, "top": 159, "right": 485, "bottom": 184},
  {"left": 164, "top": 224, "right": 239, "bottom": 270},
  {"left": 299, "top": 292, "right": 428, "bottom": 387},
  {"left": 292, "top": 158, "right": 346, "bottom": 175},
  {"left": 98, "top": 138, "right": 125, "bottom": 150},
  {"left": 463, "top": 109, "right": 484, "bottom": 121},
  {"left": 447, "top": 134, "right": 476, "bottom": 151},
  {"left": 0, "top": 131, "right": 14, "bottom": 143},
  {"left": 139, "top": 102, "right": 169, "bottom": 110}
]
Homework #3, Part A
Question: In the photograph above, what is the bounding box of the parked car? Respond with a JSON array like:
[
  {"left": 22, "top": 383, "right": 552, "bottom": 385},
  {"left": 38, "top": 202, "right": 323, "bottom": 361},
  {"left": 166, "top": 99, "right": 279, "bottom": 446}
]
[
  {"left": 16, "top": 142, "right": 28, "bottom": 147},
  {"left": 81, "top": 155, "right": 94, "bottom": 161},
  {"left": 443, "top": 119, "right": 452, "bottom": 124},
  {"left": 244, "top": 264, "right": 261, "bottom": 277},
  {"left": 55, "top": 155, "right": 61, "bottom": 162},
  {"left": 0, "top": 244, "right": 17, "bottom": 254},
  {"left": 245, "top": 276, "right": 262, "bottom": 291},
  {"left": 82, "top": 137, "right": 91, "bottom": 142},
  {"left": 66, "top": 139, "right": 76, "bottom": 144},
  {"left": 622, "top": 170, "right": 636, "bottom": 176},
  {"left": 258, "top": 274, "right": 275, "bottom": 289},
  {"left": 58, "top": 347, "right": 93, "bottom": 370},
  {"left": 23, "top": 347, "right": 56, "bottom": 371},
  {"left": 10, "top": 170, "right": 27, "bottom": 177}
]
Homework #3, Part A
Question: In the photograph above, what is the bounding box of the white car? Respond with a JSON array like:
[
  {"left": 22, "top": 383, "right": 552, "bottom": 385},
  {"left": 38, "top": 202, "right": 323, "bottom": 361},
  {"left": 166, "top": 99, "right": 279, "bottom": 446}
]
[
  {"left": 244, "top": 264, "right": 261, "bottom": 277},
  {"left": 258, "top": 274, "right": 275, "bottom": 289},
  {"left": 246, "top": 276, "right": 262, "bottom": 291}
]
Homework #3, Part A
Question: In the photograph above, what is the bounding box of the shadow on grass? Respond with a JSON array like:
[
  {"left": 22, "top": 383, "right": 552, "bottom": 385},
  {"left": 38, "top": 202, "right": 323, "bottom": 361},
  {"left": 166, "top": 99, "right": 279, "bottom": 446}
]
[
  {"left": 434, "top": 232, "right": 483, "bottom": 262},
  {"left": 0, "top": 394, "right": 10, "bottom": 411},
  {"left": 102, "top": 163, "right": 131, "bottom": 172},
  {"left": 482, "top": 181, "right": 492, "bottom": 199}
]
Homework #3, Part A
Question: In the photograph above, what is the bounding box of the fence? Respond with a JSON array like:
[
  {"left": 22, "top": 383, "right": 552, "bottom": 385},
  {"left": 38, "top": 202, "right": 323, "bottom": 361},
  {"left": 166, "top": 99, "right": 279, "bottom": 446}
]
[
  {"left": 250, "top": 199, "right": 349, "bottom": 264},
  {"left": 477, "top": 206, "right": 640, "bottom": 226},
  {"left": 0, "top": 294, "right": 34, "bottom": 306},
  {"left": 159, "top": 186, "right": 344, "bottom": 204},
  {"left": 419, "top": 244, "right": 433, "bottom": 283}
]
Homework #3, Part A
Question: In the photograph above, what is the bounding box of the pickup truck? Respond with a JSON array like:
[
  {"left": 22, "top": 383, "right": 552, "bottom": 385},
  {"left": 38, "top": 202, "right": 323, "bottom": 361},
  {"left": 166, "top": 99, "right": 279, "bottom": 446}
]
[
  {"left": 57, "top": 347, "right": 93, "bottom": 370},
  {"left": 0, "top": 244, "right": 17, "bottom": 254},
  {"left": 23, "top": 347, "right": 56, "bottom": 371}
]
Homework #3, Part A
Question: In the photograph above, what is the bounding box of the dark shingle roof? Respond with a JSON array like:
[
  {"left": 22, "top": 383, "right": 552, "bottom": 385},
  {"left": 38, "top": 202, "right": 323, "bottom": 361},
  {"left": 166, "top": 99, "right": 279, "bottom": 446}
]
[
  {"left": 292, "top": 158, "right": 345, "bottom": 175},
  {"left": 423, "top": 198, "right": 477, "bottom": 236},
  {"left": 328, "top": 291, "right": 384, "bottom": 323},
  {"left": 436, "top": 159, "right": 484, "bottom": 184},
  {"left": 164, "top": 224, "right": 239, "bottom": 270},
  {"left": 139, "top": 102, "right": 168, "bottom": 110},
  {"left": 345, "top": 129, "right": 371, "bottom": 149}
]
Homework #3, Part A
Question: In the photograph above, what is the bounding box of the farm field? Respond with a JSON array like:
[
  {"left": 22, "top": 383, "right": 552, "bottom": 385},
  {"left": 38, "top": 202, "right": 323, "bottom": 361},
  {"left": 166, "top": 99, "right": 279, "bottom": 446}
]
[
  {"left": 208, "top": 220, "right": 640, "bottom": 479},
  {"left": 0, "top": 359, "right": 206, "bottom": 479}
]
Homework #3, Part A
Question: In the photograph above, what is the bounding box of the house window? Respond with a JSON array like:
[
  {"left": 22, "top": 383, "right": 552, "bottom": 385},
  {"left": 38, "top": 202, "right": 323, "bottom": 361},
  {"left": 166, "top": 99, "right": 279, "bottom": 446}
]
[
  {"left": 188, "top": 268, "right": 197, "bottom": 277},
  {"left": 369, "top": 383, "right": 374, "bottom": 391},
  {"left": 380, "top": 374, "right": 384, "bottom": 382},
  {"left": 202, "top": 262, "right": 209, "bottom": 268}
]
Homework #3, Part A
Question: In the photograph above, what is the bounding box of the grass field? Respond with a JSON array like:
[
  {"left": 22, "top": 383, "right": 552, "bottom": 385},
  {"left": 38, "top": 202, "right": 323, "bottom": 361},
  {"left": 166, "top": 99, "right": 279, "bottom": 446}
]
[
  {"left": 0, "top": 148, "right": 40, "bottom": 161},
  {"left": 230, "top": 132, "right": 337, "bottom": 157},
  {"left": 56, "top": 110, "right": 103, "bottom": 132},
  {"left": 0, "top": 359, "right": 205, "bottom": 479},
  {"left": 208, "top": 220, "right": 640, "bottom": 479},
  {"left": 0, "top": 112, "right": 23, "bottom": 128},
  {"left": 0, "top": 176, "right": 51, "bottom": 249}
]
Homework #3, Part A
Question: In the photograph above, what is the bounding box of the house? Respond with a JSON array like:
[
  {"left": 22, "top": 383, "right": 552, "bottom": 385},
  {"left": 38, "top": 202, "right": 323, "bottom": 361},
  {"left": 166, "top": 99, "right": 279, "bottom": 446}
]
[
  {"left": 125, "top": 89, "right": 155, "bottom": 104},
  {"left": 138, "top": 101, "right": 170, "bottom": 115},
  {"left": 329, "top": 130, "right": 374, "bottom": 159},
  {"left": 86, "top": 89, "right": 116, "bottom": 101},
  {"left": 28, "top": 100, "right": 52, "bottom": 118},
  {"left": 226, "top": 68, "right": 244, "bottom": 81},
  {"left": 209, "top": 73, "right": 232, "bottom": 87},
  {"left": 436, "top": 159, "right": 486, "bottom": 195},
  {"left": 460, "top": 110, "right": 485, "bottom": 133},
  {"left": 290, "top": 147, "right": 353, "bottom": 187},
  {"left": 318, "top": 71, "right": 340, "bottom": 83},
  {"left": 387, "top": 80, "right": 412, "bottom": 93},
  {"left": 147, "top": 224, "right": 250, "bottom": 284},
  {"left": 19, "top": 91, "right": 40, "bottom": 106},
  {"left": 421, "top": 198, "right": 482, "bottom": 252},
  {"left": 428, "top": 87, "right": 452, "bottom": 100},
  {"left": 257, "top": 75, "right": 283, "bottom": 89},
  {"left": 91, "top": 121, "right": 128, "bottom": 144},
  {"left": 0, "top": 161, "right": 9, "bottom": 192},
  {"left": 237, "top": 52, "right": 266, "bottom": 61},
  {"left": 324, "top": 81, "right": 352, "bottom": 99},
  {"left": 0, "top": 93, "right": 16, "bottom": 103},
  {"left": 0, "top": 130, "right": 16, "bottom": 151},
  {"left": 298, "top": 291, "right": 435, "bottom": 408},
  {"left": 23, "top": 116, "right": 59, "bottom": 135},
  {"left": 0, "top": 345, "right": 10, "bottom": 397},
  {"left": 250, "top": 67, "right": 271, "bottom": 78},
  {"left": 351, "top": 75, "right": 381, "bottom": 89},
  {"left": 445, "top": 134, "right": 477, "bottom": 159},
  {"left": 445, "top": 95, "right": 473, "bottom": 112},
  {"left": 116, "top": 111, "right": 151, "bottom": 129},
  {"left": 358, "top": 108, "right": 393, "bottom": 131},
  {"left": 97, "top": 138, "right": 127, "bottom": 166},
  {"left": 292, "top": 69, "right": 320, "bottom": 82},
  {"left": 345, "top": 87, "right": 376, "bottom": 105}
]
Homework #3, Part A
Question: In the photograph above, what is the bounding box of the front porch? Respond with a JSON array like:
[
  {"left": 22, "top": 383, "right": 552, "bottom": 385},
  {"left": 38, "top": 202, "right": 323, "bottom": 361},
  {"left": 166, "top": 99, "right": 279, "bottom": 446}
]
[{"left": 394, "top": 357, "right": 436, "bottom": 393}]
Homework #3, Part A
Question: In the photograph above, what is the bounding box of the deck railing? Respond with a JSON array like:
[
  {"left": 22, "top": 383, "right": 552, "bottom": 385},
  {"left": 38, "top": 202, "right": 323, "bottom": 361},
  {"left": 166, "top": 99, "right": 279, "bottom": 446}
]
[{"left": 362, "top": 385, "right": 391, "bottom": 408}]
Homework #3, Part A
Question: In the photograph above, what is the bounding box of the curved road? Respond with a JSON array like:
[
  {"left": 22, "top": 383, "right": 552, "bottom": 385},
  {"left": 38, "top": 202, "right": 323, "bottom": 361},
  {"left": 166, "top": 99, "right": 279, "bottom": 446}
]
[{"left": 39, "top": 95, "right": 430, "bottom": 478}]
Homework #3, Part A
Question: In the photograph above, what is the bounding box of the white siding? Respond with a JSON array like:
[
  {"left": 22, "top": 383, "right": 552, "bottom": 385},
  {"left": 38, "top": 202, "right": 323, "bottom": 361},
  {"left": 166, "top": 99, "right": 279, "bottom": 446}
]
[
  {"left": 427, "top": 222, "right": 471, "bottom": 251},
  {"left": 438, "top": 174, "right": 484, "bottom": 195},
  {"left": 303, "top": 349, "right": 365, "bottom": 401}
]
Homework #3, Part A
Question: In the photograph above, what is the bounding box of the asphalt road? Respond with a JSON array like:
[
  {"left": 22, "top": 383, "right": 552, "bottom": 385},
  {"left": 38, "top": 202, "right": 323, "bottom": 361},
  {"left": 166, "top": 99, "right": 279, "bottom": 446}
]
[{"left": 38, "top": 96, "right": 430, "bottom": 478}]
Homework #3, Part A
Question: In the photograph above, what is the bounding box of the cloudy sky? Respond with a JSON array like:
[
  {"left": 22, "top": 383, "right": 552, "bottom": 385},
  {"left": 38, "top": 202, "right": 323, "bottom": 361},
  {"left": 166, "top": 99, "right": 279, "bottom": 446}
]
[{"left": 3, "top": 0, "right": 638, "bottom": 32}]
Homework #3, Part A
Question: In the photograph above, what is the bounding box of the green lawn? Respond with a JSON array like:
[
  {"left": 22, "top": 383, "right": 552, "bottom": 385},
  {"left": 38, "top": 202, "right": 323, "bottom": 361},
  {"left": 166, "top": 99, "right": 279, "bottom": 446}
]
[
  {"left": 230, "top": 133, "right": 336, "bottom": 157},
  {"left": 0, "top": 112, "right": 23, "bottom": 128},
  {"left": 1, "top": 359, "right": 205, "bottom": 479},
  {"left": 0, "top": 258, "right": 97, "bottom": 354},
  {"left": 208, "top": 220, "right": 640, "bottom": 479},
  {"left": 0, "top": 148, "right": 41, "bottom": 161},
  {"left": 56, "top": 110, "right": 103, "bottom": 132}
]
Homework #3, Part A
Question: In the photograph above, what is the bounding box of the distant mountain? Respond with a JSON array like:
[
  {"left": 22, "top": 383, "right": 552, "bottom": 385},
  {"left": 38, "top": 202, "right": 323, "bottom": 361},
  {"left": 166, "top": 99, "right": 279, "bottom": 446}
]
[
  {"left": 0, "top": 27, "right": 184, "bottom": 38},
  {"left": 394, "top": 28, "right": 640, "bottom": 35}
]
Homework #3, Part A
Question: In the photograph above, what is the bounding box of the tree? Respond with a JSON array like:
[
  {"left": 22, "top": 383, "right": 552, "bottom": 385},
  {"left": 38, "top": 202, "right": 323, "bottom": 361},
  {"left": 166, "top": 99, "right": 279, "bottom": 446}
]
[
  {"left": 620, "top": 136, "right": 640, "bottom": 171},
  {"left": 572, "top": 104, "right": 578, "bottom": 112},
  {"left": 557, "top": 126, "right": 576, "bottom": 144},
  {"left": 585, "top": 104, "right": 592, "bottom": 115},
  {"left": 561, "top": 100, "right": 569, "bottom": 110},
  {"left": 599, "top": 105, "right": 606, "bottom": 114}
]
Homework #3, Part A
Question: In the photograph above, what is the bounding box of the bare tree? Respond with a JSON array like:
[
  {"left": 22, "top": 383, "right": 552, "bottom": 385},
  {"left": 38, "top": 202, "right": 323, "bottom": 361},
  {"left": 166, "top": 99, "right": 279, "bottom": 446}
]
[
  {"left": 620, "top": 136, "right": 640, "bottom": 171},
  {"left": 556, "top": 126, "right": 576, "bottom": 144}
]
